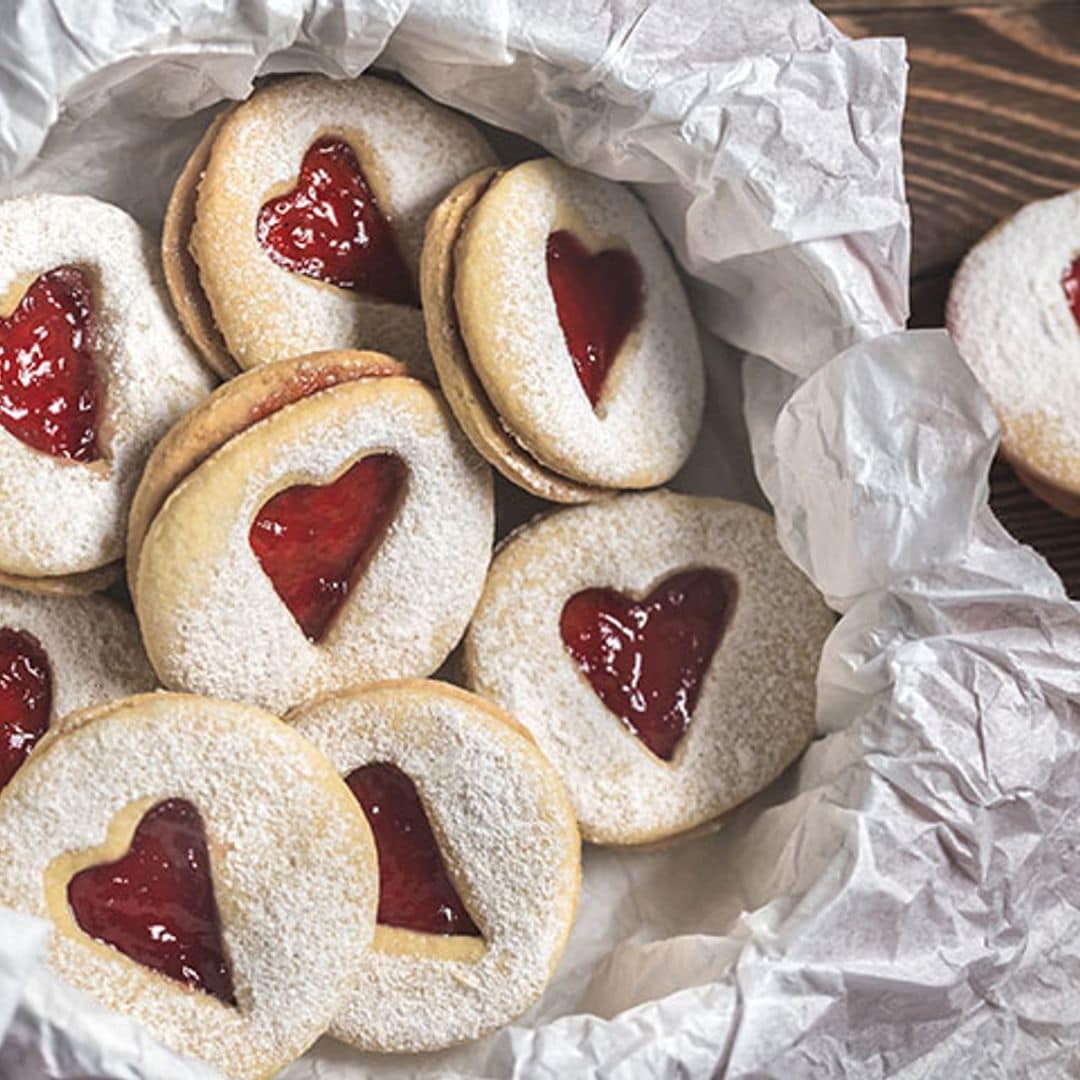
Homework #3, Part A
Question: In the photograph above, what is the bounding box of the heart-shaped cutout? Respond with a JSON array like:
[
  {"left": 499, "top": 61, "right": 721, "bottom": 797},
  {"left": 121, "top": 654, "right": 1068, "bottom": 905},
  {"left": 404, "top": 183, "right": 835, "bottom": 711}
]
[
  {"left": 256, "top": 137, "right": 416, "bottom": 305},
  {"left": 545, "top": 230, "right": 644, "bottom": 408},
  {"left": 560, "top": 568, "right": 737, "bottom": 761},
  {"left": 346, "top": 762, "right": 480, "bottom": 937},
  {"left": 250, "top": 453, "right": 406, "bottom": 643},
  {"left": 0, "top": 627, "right": 51, "bottom": 791},
  {"left": 67, "top": 798, "right": 236, "bottom": 1005},
  {"left": 0, "top": 267, "right": 101, "bottom": 462},
  {"left": 1063, "top": 256, "right": 1080, "bottom": 328}
]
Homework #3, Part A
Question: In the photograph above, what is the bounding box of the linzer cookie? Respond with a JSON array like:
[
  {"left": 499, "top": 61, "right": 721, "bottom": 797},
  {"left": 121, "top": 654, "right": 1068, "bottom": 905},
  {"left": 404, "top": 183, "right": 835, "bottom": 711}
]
[
  {"left": 0, "top": 692, "right": 378, "bottom": 1080},
  {"left": 167, "top": 75, "right": 496, "bottom": 378},
  {"left": 464, "top": 491, "right": 833, "bottom": 845},
  {"left": 421, "top": 158, "right": 704, "bottom": 502},
  {"left": 0, "top": 194, "right": 212, "bottom": 591},
  {"left": 130, "top": 351, "right": 494, "bottom": 713},
  {"left": 947, "top": 188, "right": 1080, "bottom": 515},
  {"left": 0, "top": 587, "right": 155, "bottom": 792},
  {"left": 288, "top": 679, "right": 580, "bottom": 1052}
]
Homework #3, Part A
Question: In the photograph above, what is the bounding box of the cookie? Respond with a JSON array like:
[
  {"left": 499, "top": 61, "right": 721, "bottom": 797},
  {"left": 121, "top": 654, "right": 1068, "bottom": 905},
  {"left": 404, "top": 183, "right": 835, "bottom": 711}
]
[
  {"left": 0, "top": 587, "right": 155, "bottom": 791},
  {"left": 131, "top": 352, "right": 494, "bottom": 713},
  {"left": 171, "top": 75, "right": 496, "bottom": 377},
  {"left": 0, "top": 194, "right": 213, "bottom": 586},
  {"left": 288, "top": 679, "right": 580, "bottom": 1052},
  {"left": 0, "top": 692, "right": 378, "bottom": 1079},
  {"left": 464, "top": 491, "right": 834, "bottom": 845},
  {"left": 947, "top": 188, "right": 1080, "bottom": 514},
  {"left": 421, "top": 158, "right": 704, "bottom": 499}
]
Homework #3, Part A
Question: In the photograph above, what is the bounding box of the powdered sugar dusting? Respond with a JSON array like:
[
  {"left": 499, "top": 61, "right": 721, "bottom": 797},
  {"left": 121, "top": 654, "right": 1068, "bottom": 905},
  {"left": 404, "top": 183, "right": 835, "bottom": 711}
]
[
  {"left": 464, "top": 492, "right": 834, "bottom": 844},
  {"left": 288, "top": 680, "right": 580, "bottom": 1052},
  {"left": 0, "top": 195, "right": 213, "bottom": 576},
  {"left": 0, "top": 587, "right": 155, "bottom": 724},
  {"left": 135, "top": 378, "right": 494, "bottom": 713},
  {"left": 947, "top": 189, "right": 1080, "bottom": 488},
  {"left": 0, "top": 692, "right": 377, "bottom": 1079},
  {"left": 454, "top": 159, "right": 704, "bottom": 488},
  {"left": 191, "top": 75, "right": 496, "bottom": 374}
]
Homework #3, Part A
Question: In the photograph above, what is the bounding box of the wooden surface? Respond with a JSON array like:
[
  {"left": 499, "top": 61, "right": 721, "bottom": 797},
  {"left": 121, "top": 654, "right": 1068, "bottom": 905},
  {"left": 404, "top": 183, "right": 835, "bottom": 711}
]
[{"left": 818, "top": 0, "right": 1080, "bottom": 595}]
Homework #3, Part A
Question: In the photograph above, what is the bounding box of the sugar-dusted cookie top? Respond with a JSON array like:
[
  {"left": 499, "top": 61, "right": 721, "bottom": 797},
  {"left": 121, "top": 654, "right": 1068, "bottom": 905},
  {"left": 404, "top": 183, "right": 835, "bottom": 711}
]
[
  {"left": 465, "top": 491, "right": 833, "bottom": 845},
  {"left": 183, "top": 75, "right": 496, "bottom": 376}
]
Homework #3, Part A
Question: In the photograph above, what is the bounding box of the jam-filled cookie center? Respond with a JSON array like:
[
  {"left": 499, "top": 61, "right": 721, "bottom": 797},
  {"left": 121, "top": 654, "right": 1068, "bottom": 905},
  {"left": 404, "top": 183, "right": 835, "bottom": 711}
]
[
  {"left": 560, "top": 568, "right": 738, "bottom": 761},
  {"left": 66, "top": 798, "right": 236, "bottom": 1006},
  {"left": 0, "top": 267, "right": 102, "bottom": 463},
  {"left": 0, "top": 627, "right": 51, "bottom": 791},
  {"left": 545, "top": 230, "right": 643, "bottom": 408},
  {"left": 256, "top": 136, "right": 416, "bottom": 305},
  {"left": 1063, "top": 255, "right": 1080, "bottom": 329},
  {"left": 249, "top": 452, "right": 406, "bottom": 643},
  {"left": 346, "top": 762, "right": 481, "bottom": 939}
]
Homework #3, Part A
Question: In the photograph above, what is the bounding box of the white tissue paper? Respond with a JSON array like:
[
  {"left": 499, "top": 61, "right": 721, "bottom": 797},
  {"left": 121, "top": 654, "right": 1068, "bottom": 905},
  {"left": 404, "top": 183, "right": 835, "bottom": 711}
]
[{"left": 2, "top": 0, "right": 1078, "bottom": 1076}]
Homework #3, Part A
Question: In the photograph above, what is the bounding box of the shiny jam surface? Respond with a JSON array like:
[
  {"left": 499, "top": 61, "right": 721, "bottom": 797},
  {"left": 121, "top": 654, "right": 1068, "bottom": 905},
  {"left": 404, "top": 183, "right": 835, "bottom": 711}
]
[
  {"left": 0, "top": 266, "right": 101, "bottom": 462},
  {"left": 346, "top": 762, "right": 481, "bottom": 937},
  {"left": 249, "top": 453, "right": 406, "bottom": 643},
  {"left": 256, "top": 136, "right": 416, "bottom": 304},
  {"left": 560, "top": 568, "right": 737, "bottom": 761},
  {"left": 1063, "top": 256, "right": 1080, "bottom": 328},
  {"left": 67, "top": 799, "right": 236, "bottom": 1005},
  {"left": 545, "top": 230, "right": 644, "bottom": 408},
  {"left": 0, "top": 628, "right": 52, "bottom": 791}
]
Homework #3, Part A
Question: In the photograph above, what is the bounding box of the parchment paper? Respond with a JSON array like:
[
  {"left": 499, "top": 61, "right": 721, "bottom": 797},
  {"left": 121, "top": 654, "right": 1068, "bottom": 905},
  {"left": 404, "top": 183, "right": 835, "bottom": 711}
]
[{"left": 2, "top": 1, "right": 1078, "bottom": 1076}]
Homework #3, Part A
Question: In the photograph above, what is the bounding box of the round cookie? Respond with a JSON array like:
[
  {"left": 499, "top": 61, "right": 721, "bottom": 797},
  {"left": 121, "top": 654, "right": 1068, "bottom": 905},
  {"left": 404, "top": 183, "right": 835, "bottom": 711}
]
[
  {"left": 421, "top": 169, "right": 605, "bottom": 504},
  {"left": 464, "top": 491, "right": 834, "bottom": 845},
  {"left": 422, "top": 157, "right": 704, "bottom": 497},
  {"left": 0, "top": 692, "right": 378, "bottom": 1080},
  {"left": 0, "top": 194, "right": 213, "bottom": 585},
  {"left": 132, "top": 357, "right": 494, "bottom": 713},
  {"left": 0, "top": 587, "right": 155, "bottom": 791},
  {"left": 179, "top": 74, "right": 496, "bottom": 376},
  {"left": 288, "top": 679, "right": 580, "bottom": 1052},
  {"left": 947, "top": 188, "right": 1080, "bottom": 515}
]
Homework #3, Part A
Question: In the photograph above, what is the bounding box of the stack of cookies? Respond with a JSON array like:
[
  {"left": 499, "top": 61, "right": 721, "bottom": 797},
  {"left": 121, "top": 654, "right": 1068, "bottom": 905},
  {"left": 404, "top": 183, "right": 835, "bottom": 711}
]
[{"left": 0, "top": 74, "right": 832, "bottom": 1078}]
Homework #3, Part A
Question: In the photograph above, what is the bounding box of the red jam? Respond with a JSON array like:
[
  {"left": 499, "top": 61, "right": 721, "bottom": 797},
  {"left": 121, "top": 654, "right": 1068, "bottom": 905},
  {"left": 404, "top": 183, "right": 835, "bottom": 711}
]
[
  {"left": 256, "top": 137, "right": 416, "bottom": 304},
  {"left": 560, "top": 568, "right": 737, "bottom": 761},
  {"left": 545, "top": 230, "right": 644, "bottom": 407},
  {"left": 346, "top": 763, "right": 480, "bottom": 937},
  {"left": 0, "top": 628, "right": 51, "bottom": 791},
  {"left": 1063, "top": 256, "right": 1080, "bottom": 328},
  {"left": 67, "top": 799, "right": 236, "bottom": 1005},
  {"left": 0, "top": 266, "right": 101, "bottom": 462},
  {"left": 250, "top": 453, "right": 406, "bottom": 643}
]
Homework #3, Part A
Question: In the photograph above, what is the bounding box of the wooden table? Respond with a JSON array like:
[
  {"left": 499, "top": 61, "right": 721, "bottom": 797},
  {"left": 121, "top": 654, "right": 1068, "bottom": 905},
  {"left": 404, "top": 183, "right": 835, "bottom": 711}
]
[{"left": 818, "top": 0, "right": 1080, "bottom": 594}]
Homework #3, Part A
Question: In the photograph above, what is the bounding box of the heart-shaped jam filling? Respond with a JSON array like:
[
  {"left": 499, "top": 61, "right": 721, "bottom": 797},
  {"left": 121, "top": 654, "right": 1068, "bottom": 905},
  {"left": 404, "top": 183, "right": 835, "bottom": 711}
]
[
  {"left": 0, "top": 628, "right": 51, "bottom": 791},
  {"left": 67, "top": 799, "right": 236, "bottom": 1005},
  {"left": 560, "top": 568, "right": 737, "bottom": 761},
  {"left": 346, "top": 763, "right": 480, "bottom": 937},
  {"left": 256, "top": 137, "right": 416, "bottom": 305},
  {"left": 546, "top": 230, "right": 644, "bottom": 408},
  {"left": 250, "top": 453, "right": 406, "bottom": 643},
  {"left": 0, "top": 266, "right": 101, "bottom": 462},
  {"left": 1063, "top": 256, "right": 1080, "bottom": 328}
]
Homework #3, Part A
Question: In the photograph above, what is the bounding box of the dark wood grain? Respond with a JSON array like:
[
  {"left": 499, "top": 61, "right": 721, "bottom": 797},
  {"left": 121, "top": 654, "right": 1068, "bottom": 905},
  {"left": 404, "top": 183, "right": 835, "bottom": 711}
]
[{"left": 818, "top": 0, "right": 1080, "bottom": 596}]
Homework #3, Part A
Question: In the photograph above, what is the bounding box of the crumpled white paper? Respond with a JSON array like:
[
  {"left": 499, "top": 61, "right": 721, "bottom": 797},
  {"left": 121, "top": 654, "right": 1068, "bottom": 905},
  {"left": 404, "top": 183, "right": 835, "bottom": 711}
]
[{"left": 3, "top": 0, "right": 1078, "bottom": 1076}]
